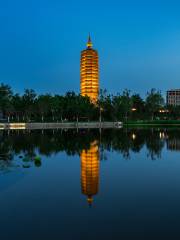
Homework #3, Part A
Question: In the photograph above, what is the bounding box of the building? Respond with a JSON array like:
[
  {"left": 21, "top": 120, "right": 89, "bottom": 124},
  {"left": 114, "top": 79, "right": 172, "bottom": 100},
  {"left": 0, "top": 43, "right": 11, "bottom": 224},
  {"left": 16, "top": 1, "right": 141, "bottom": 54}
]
[
  {"left": 80, "top": 35, "right": 99, "bottom": 103},
  {"left": 81, "top": 140, "right": 99, "bottom": 206},
  {"left": 167, "top": 89, "right": 180, "bottom": 106}
]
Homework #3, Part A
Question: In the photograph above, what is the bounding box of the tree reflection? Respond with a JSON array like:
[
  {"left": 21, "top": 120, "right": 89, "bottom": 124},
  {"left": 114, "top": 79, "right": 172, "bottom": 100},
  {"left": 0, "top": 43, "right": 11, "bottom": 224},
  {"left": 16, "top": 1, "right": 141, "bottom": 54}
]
[
  {"left": 0, "top": 128, "right": 180, "bottom": 171},
  {"left": 145, "top": 129, "right": 165, "bottom": 160}
]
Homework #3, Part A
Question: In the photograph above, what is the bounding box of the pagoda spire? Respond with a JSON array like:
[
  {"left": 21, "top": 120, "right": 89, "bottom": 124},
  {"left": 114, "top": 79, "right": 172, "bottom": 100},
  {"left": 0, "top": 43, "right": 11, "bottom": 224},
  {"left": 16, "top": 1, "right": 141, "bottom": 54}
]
[{"left": 87, "top": 33, "right": 93, "bottom": 49}]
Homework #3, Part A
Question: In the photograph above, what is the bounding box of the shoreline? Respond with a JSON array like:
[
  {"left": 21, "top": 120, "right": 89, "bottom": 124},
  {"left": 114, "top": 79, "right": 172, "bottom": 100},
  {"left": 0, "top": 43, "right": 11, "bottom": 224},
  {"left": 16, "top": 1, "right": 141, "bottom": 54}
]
[
  {"left": 0, "top": 122, "right": 122, "bottom": 130},
  {"left": 1, "top": 121, "right": 180, "bottom": 130},
  {"left": 124, "top": 123, "right": 180, "bottom": 126}
]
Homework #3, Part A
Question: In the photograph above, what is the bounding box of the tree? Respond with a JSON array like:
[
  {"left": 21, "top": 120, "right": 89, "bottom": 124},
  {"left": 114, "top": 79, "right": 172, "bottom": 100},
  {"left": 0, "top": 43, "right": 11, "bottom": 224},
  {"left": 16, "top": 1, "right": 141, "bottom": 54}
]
[
  {"left": 11, "top": 94, "right": 24, "bottom": 121},
  {"left": 22, "top": 89, "right": 37, "bottom": 121},
  {"left": 0, "top": 83, "right": 13, "bottom": 118},
  {"left": 113, "top": 89, "right": 132, "bottom": 121},
  {"left": 78, "top": 95, "right": 95, "bottom": 121},
  {"left": 166, "top": 105, "right": 180, "bottom": 120},
  {"left": 0, "top": 82, "right": 171, "bottom": 123},
  {"left": 98, "top": 89, "right": 114, "bottom": 121},
  {"left": 131, "top": 94, "right": 145, "bottom": 119},
  {"left": 145, "top": 89, "right": 164, "bottom": 120},
  {"left": 50, "top": 95, "right": 60, "bottom": 121},
  {"left": 37, "top": 94, "right": 52, "bottom": 121}
]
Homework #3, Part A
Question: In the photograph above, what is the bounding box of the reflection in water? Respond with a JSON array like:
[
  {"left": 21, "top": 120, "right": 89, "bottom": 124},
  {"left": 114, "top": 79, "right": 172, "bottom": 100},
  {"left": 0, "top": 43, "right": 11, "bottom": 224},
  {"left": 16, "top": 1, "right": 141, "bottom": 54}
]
[
  {"left": 1, "top": 128, "right": 180, "bottom": 173},
  {"left": 81, "top": 140, "right": 99, "bottom": 206},
  {"left": 131, "top": 133, "right": 136, "bottom": 140},
  {"left": 167, "top": 138, "right": 180, "bottom": 151},
  {"left": 1, "top": 129, "right": 180, "bottom": 239}
]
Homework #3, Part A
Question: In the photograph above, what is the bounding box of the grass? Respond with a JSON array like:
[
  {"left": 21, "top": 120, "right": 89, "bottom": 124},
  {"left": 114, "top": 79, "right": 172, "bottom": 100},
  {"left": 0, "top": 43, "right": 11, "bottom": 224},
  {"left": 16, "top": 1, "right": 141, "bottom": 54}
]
[{"left": 124, "top": 120, "right": 180, "bottom": 125}]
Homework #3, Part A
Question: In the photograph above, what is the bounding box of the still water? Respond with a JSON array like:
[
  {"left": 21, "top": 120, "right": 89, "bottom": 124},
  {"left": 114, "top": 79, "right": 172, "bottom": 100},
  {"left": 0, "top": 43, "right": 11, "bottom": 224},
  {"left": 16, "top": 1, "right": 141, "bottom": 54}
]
[{"left": 0, "top": 128, "right": 180, "bottom": 239}]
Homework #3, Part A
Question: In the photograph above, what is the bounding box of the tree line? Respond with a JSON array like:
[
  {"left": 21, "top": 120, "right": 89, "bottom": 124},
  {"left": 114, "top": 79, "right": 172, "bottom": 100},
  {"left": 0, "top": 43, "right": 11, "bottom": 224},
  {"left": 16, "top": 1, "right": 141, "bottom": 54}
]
[{"left": 0, "top": 83, "right": 179, "bottom": 122}]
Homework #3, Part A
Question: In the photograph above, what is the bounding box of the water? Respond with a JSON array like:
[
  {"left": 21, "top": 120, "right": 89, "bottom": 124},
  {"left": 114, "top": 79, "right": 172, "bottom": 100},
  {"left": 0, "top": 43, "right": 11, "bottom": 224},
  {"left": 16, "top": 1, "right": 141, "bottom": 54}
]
[{"left": 0, "top": 128, "right": 180, "bottom": 239}]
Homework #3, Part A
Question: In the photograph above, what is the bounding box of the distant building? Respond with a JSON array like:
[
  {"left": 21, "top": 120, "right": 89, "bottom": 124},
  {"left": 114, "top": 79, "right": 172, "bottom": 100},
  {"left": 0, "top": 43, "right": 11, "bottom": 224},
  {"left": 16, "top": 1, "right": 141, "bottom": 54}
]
[
  {"left": 167, "top": 89, "right": 180, "bottom": 106},
  {"left": 80, "top": 35, "right": 99, "bottom": 103}
]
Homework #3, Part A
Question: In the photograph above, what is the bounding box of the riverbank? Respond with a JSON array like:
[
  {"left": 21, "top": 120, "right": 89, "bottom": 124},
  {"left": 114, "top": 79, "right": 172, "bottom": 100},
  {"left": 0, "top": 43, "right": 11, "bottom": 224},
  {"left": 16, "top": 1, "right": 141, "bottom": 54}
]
[
  {"left": 1, "top": 120, "right": 180, "bottom": 130},
  {"left": 0, "top": 122, "right": 122, "bottom": 130},
  {"left": 124, "top": 120, "right": 180, "bottom": 126}
]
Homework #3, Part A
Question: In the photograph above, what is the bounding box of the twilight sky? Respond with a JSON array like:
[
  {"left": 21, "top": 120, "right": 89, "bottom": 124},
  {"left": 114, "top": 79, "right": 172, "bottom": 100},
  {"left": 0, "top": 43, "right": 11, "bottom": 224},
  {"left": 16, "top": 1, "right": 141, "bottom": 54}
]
[{"left": 0, "top": 0, "right": 180, "bottom": 97}]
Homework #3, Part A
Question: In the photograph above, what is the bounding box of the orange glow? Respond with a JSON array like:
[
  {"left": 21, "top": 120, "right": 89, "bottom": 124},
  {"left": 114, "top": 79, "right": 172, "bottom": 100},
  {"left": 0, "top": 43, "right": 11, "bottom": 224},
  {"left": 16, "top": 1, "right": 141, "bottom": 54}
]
[
  {"left": 80, "top": 36, "right": 99, "bottom": 103},
  {"left": 159, "top": 109, "right": 169, "bottom": 113},
  {"left": 81, "top": 140, "right": 99, "bottom": 205}
]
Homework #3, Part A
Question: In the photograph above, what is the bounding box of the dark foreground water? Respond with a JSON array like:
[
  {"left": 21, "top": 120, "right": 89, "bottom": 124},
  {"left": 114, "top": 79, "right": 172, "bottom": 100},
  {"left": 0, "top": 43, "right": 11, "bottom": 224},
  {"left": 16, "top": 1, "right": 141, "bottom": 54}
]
[{"left": 0, "top": 128, "right": 180, "bottom": 239}]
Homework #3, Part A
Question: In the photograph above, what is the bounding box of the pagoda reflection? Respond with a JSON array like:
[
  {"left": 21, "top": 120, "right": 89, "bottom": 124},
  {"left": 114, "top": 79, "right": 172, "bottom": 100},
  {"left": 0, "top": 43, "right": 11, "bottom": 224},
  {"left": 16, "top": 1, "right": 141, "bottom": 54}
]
[{"left": 80, "top": 140, "right": 99, "bottom": 206}]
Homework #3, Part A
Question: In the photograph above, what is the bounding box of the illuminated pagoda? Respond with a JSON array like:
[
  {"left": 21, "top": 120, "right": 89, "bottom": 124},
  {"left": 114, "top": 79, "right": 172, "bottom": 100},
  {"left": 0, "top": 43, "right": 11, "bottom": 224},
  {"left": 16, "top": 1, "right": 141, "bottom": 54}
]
[
  {"left": 81, "top": 141, "right": 99, "bottom": 206},
  {"left": 80, "top": 35, "right": 99, "bottom": 103}
]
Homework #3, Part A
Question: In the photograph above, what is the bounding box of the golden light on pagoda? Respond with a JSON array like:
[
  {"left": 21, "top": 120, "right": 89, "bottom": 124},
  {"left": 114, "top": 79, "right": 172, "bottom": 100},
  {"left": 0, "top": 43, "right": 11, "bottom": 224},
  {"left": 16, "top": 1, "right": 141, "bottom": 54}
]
[
  {"left": 81, "top": 140, "right": 99, "bottom": 206},
  {"left": 80, "top": 35, "right": 99, "bottom": 103}
]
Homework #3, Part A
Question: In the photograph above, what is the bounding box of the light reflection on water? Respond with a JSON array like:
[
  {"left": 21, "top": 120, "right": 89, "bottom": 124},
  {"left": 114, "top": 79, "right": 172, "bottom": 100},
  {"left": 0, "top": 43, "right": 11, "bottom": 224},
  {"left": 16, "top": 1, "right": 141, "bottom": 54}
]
[{"left": 0, "top": 128, "right": 180, "bottom": 239}]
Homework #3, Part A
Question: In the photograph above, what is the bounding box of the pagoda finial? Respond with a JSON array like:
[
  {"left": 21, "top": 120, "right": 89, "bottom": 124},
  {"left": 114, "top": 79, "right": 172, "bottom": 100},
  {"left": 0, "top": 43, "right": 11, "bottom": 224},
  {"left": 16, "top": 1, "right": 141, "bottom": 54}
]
[
  {"left": 87, "top": 195, "right": 93, "bottom": 207},
  {"left": 87, "top": 33, "right": 93, "bottom": 49}
]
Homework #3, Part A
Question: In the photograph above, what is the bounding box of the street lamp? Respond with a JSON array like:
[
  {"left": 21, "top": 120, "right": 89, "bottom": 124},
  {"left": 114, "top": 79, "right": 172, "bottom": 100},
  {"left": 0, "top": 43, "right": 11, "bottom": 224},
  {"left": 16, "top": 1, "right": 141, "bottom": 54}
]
[{"left": 99, "top": 107, "right": 103, "bottom": 127}]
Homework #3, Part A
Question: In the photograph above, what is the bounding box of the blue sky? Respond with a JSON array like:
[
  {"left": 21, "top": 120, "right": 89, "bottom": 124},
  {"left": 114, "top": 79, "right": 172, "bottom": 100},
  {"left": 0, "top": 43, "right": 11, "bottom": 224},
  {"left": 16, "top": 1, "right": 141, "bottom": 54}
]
[{"left": 0, "top": 0, "right": 180, "bottom": 97}]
